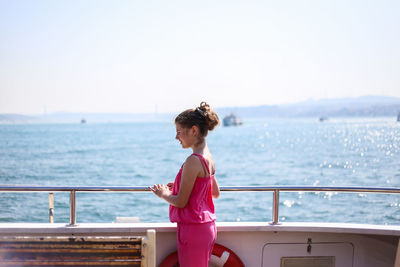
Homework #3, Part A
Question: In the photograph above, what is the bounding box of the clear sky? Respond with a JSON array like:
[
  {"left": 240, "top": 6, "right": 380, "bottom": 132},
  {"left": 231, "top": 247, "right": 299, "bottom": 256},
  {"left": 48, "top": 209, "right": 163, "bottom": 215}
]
[{"left": 1, "top": 0, "right": 399, "bottom": 115}]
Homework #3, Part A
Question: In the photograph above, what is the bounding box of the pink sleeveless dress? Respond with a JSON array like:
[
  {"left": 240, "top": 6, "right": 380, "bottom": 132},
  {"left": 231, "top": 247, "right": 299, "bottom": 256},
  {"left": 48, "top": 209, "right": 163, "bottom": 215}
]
[{"left": 169, "top": 153, "right": 217, "bottom": 267}]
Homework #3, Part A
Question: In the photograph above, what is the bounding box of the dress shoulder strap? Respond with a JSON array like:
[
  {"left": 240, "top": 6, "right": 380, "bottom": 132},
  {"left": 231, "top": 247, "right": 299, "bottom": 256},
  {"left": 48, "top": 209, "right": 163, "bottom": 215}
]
[{"left": 191, "top": 153, "right": 211, "bottom": 177}]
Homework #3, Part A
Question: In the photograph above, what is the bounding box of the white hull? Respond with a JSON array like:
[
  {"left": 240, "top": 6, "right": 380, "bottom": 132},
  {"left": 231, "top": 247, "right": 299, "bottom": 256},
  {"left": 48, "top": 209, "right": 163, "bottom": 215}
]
[{"left": 1, "top": 221, "right": 399, "bottom": 266}]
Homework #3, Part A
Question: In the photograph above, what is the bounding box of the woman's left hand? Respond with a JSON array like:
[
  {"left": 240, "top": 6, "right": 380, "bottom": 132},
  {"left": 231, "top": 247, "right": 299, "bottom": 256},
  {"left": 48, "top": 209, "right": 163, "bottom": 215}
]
[{"left": 149, "top": 184, "right": 171, "bottom": 199}]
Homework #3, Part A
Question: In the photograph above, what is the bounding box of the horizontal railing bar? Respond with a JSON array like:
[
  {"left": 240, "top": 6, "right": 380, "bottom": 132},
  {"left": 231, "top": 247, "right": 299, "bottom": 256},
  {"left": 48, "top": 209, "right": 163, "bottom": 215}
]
[
  {"left": 221, "top": 186, "right": 400, "bottom": 194},
  {"left": 0, "top": 185, "right": 399, "bottom": 194},
  {"left": 0, "top": 186, "right": 150, "bottom": 192}
]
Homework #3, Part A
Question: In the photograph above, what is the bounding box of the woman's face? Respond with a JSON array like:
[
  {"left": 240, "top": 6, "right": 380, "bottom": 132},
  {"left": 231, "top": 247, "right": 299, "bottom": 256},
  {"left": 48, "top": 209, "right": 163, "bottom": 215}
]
[{"left": 175, "top": 123, "right": 196, "bottom": 148}]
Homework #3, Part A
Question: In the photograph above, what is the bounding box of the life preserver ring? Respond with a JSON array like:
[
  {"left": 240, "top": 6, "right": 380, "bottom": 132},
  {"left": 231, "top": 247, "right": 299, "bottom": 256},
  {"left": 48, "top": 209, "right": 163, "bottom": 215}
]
[{"left": 159, "top": 243, "right": 244, "bottom": 267}]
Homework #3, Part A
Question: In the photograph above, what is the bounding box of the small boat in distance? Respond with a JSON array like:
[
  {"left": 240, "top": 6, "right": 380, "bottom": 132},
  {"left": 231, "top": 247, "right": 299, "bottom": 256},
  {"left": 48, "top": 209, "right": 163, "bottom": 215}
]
[
  {"left": 319, "top": 116, "right": 328, "bottom": 122},
  {"left": 80, "top": 118, "right": 86, "bottom": 124},
  {"left": 223, "top": 113, "right": 243, "bottom": 127}
]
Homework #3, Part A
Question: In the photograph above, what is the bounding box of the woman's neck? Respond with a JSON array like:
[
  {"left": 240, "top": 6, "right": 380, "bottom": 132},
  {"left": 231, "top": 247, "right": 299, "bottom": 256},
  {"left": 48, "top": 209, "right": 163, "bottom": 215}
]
[{"left": 192, "top": 141, "right": 207, "bottom": 155}]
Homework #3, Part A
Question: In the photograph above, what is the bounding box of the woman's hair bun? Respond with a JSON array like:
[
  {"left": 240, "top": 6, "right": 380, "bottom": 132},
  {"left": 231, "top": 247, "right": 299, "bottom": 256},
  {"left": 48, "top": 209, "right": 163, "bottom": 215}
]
[
  {"left": 197, "top": 101, "right": 219, "bottom": 131},
  {"left": 175, "top": 101, "right": 220, "bottom": 138}
]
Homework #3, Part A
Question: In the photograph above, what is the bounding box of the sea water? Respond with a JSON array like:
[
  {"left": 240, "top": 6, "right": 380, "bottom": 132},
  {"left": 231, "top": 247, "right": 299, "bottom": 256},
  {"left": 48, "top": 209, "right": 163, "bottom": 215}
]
[{"left": 0, "top": 118, "right": 399, "bottom": 225}]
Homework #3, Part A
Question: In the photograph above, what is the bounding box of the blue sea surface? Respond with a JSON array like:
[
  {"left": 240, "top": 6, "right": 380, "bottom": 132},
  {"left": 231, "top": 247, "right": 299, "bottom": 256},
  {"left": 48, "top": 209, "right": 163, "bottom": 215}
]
[{"left": 0, "top": 118, "right": 399, "bottom": 225}]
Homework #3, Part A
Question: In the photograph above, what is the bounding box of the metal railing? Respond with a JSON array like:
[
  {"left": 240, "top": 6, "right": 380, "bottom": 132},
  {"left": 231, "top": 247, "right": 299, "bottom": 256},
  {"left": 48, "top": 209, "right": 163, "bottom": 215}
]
[{"left": 1, "top": 185, "right": 400, "bottom": 226}]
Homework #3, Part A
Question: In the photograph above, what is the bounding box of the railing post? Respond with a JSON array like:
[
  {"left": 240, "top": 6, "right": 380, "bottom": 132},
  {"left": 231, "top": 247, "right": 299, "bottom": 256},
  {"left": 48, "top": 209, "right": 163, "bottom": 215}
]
[
  {"left": 69, "top": 190, "right": 77, "bottom": 226},
  {"left": 49, "top": 193, "right": 54, "bottom": 223},
  {"left": 270, "top": 189, "right": 281, "bottom": 225}
]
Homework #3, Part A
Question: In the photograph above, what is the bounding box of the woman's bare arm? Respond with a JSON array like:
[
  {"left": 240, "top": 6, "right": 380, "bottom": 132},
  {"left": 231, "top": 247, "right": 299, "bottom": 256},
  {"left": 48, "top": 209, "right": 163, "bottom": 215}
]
[
  {"left": 149, "top": 156, "right": 199, "bottom": 208},
  {"left": 212, "top": 176, "right": 220, "bottom": 198}
]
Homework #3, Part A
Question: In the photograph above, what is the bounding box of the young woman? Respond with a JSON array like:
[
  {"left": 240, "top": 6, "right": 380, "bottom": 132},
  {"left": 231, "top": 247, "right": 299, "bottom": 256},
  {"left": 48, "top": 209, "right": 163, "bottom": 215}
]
[{"left": 149, "top": 102, "right": 220, "bottom": 267}]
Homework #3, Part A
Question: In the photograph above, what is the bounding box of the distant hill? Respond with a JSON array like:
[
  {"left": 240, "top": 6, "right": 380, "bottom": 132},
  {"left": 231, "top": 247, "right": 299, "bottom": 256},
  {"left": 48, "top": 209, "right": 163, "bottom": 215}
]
[
  {"left": 0, "top": 114, "right": 38, "bottom": 123},
  {"left": 37, "top": 112, "right": 174, "bottom": 123},
  {"left": 1, "top": 96, "right": 400, "bottom": 123},
  {"left": 217, "top": 96, "right": 400, "bottom": 118},
  {"left": 0, "top": 112, "right": 175, "bottom": 124}
]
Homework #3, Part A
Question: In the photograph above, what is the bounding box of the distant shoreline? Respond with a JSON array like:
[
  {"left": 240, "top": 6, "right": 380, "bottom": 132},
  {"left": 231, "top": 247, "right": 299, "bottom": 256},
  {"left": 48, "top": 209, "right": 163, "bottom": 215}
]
[
  {"left": 1, "top": 95, "right": 400, "bottom": 123},
  {"left": 1, "top": 115, "right": 399, "bottom": 125}
]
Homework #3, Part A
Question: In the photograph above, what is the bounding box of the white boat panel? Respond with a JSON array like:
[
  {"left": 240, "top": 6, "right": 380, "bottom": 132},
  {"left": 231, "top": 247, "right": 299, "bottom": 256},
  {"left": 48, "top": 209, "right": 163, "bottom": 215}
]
[{"left": 262, "top": 242, "right": 353, "bottom": 267}]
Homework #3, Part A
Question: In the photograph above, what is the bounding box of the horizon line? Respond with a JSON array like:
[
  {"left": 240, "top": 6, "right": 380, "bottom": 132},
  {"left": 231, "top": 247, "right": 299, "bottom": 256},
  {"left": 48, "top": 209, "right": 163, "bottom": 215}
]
[{"left": 1, "top": 94, "right": 400, "bottom": 116}]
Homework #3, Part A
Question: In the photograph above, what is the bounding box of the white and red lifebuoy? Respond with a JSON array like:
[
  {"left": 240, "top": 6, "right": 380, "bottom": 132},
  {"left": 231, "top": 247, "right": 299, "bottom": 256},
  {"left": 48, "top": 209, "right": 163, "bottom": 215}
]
[{"left": 160, "top": 243, "right": 244, "bottom": 267}]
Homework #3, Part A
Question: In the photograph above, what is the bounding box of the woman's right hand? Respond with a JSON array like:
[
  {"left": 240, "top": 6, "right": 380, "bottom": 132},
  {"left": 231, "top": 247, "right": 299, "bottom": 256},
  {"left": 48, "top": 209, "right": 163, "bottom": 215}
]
[{"left": 149, "top": 184, "right": 171, "bottom": 199}]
